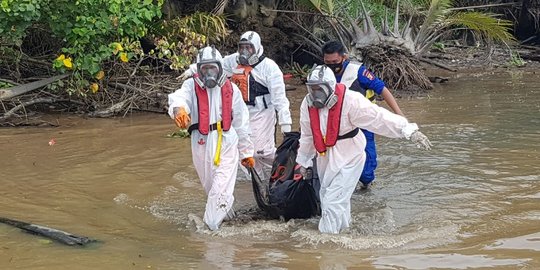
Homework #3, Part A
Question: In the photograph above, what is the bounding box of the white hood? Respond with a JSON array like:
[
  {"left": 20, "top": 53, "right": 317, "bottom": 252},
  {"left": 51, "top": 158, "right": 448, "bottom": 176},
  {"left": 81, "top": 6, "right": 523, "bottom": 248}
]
[
  {"left": 197, "top": 46, "right": 224, "bottom": 64},
  {"left": 307, "top": 65, "right": 337, "bottom": 90},
  {"left": 240, "top": 31, "right": 264, "bottom": 57}
]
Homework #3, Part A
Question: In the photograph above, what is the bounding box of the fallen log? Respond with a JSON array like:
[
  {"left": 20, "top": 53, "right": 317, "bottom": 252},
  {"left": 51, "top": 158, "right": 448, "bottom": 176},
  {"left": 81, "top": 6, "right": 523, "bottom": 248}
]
[
  {"left": 0, "top": 216, "right": 96, "bottom": 246},
  {"left": 0, "top": 74, "right": 69, "bottom": 101}
]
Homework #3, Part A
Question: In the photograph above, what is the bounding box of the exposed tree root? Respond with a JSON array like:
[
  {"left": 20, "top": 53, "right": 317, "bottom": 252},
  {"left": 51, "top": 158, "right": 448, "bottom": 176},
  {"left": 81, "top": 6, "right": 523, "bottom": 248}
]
[{"left": 360, "top": 45, "right": 433, "bottom": 92}]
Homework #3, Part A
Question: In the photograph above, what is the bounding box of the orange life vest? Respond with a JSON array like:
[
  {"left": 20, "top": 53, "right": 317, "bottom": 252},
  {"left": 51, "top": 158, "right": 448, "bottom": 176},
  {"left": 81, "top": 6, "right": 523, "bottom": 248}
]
[
  {"left": 230, "top": 65, "right": 270, "bottom": 106},
  {"left": 308, "top": 83, "right": 354, "bottom": 155},
  {"left": 191, "top": 78, "right": 233, "bottom": 135}
]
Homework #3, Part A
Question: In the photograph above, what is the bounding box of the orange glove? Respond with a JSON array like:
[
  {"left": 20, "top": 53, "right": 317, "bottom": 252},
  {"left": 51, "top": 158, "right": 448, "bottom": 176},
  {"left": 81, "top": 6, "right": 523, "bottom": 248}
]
[
  {"left": 241, "top": 157, "right": 255, "bottom": 168},
  {"left": 174, "top": 107, "right": 190, "bottom": 128}
]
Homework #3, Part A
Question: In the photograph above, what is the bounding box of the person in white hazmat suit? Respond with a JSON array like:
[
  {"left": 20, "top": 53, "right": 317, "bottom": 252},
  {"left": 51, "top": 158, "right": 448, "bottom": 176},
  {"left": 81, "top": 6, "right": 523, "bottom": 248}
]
[
  {"left": 168, "top": 46, "right": 255, "bottom": 231},
  {"left": 296, "top": 65, "right": 432, "bottom": 234},
  {"left": 178, "top": 32, "right": 292, "bottom": 180},
  {"left": 222, "top": 31, "right": 292, "bottom": 180}
]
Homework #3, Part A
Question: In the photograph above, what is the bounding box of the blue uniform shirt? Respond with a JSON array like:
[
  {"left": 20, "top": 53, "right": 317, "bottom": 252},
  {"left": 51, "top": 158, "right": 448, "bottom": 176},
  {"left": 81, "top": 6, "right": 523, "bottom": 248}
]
[{"left": 334, "top": 60, "right": 383, "bottom": 184}]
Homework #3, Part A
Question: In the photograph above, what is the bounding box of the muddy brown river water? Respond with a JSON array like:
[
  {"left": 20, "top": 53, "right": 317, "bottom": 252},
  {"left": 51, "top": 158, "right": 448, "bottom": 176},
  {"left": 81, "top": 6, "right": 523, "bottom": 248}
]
[{"left": 1, "top": 71, "right": 539, "bottom": 269}]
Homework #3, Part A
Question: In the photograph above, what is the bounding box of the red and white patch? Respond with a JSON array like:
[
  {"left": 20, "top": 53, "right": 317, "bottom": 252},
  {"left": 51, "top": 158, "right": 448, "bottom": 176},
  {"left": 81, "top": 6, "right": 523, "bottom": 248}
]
[
  {"left": 198, "top": 138, "right": 205, "bottom": 145},
  {"left": 363, "top": 69, "right": 375, "bottom": 80}
]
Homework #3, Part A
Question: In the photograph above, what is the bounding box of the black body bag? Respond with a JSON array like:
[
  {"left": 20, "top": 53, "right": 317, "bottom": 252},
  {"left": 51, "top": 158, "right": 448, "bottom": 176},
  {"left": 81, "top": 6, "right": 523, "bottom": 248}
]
[{"left": 250, "top": 132, "right": 320, "bottom": 220}]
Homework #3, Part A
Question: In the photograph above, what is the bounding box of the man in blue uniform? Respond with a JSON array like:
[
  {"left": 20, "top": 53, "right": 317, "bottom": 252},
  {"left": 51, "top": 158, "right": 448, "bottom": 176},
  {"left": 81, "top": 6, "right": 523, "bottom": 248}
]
[{"left": 322, "top": 40, "right": 404, "bottom": 189}]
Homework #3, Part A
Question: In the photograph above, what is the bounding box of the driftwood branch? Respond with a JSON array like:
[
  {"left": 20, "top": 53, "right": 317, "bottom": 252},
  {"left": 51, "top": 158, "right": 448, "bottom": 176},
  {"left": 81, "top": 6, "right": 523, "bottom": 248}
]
[
  {"left": 0, "top": 74, "right": 69, "bottom": 101},
  {"left": 88, "top": 98, "right": 134, "bottom": 118},
  {"left": 0, "top": 78, "right": 20, "bottom": 86},
  {"left": 109, "top": 82, "right": 146, "bottom": 93},
  {"left": 0, "top": 97, "right": 81, "bottom": 120},
  {"left": 91, "top": 82, "right": 140, "bottom": 118}
]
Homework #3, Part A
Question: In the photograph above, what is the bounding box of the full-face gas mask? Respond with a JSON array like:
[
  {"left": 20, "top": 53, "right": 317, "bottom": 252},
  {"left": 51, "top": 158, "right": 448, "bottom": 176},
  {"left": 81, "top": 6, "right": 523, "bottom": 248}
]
[
  {"left": 306, "top": 65, "right": 338, "bottom": 109},
  {"left": 198, "top": 63, "right": 221, "bottom": 88},
  {"left": 237, "top": 31, "right": 261, "bottom": 66},
  {"left": 195, "top": 46, "right": 225, "bottom": 89}
]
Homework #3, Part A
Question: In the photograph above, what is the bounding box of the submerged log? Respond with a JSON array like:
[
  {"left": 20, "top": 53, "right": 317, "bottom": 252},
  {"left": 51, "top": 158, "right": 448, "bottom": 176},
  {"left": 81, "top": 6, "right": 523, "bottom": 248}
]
[{"left": 0, "top": 217, "right": 96, "bottom": 246}]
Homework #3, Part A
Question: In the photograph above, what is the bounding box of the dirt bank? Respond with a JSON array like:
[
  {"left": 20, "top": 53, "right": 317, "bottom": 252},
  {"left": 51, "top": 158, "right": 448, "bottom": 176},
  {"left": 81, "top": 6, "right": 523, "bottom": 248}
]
[{"left": 1, "top": 44, "right": 539, "bottom": 128}]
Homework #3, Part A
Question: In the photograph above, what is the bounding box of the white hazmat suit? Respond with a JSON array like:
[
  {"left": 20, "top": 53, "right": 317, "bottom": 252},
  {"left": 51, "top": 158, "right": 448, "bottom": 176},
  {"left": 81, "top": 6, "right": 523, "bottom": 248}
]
[
  {"left": 296, "top": 66, "right": 426, "bottom": 234},
  {"left": 222, "top": 31, "right": 292, "bottom": 180},
  {"left": 168, "top": 47, "right": 254, "bottom": 231}
]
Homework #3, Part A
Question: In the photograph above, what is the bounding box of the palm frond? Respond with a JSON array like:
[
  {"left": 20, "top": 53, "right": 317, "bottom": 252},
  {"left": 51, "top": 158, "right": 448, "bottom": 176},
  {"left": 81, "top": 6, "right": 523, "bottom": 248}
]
[
  {"left": 424, "top": 0, "right": 453, "bottom": 27},
  {"left": 296, "top": 0, "right": 335, "bottom": 14},
  {"left": 445, "top": 11, "right": 515, "bottom": 43},
  {"left": 414, "top": 0, "right": 453, "bottom": 47},
  {"left": 177, "top": 12, "right": 229, "bottom": 43},
  {"left": 212, "top": 0, "right": 229, "bottom": 15}
]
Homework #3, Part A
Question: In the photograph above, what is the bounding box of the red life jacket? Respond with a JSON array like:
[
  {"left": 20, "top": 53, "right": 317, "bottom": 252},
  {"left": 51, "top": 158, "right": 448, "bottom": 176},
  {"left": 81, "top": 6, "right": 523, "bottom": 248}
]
[
  {"left": 192, "top": 79, "right": 233, "bottom": 135},
  {"left": 308, "top": 83, "right": 346, "bottom": 155}
]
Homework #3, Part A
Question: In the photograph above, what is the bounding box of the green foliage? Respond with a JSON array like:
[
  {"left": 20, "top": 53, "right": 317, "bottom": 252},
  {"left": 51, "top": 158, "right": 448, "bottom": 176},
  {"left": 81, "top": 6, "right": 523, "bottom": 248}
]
[
  {"left": 445, "top": 11, "right": 515, "bottom": 44},
  {"left": 0, "top": 81, "right": 14, "bottom": 88},
  {"left": 432, "top": 41, "right": 445, "bottom": 52},
  {"left": 423, "top": 0, "right": 453, "bottom": 27},
  {"left": 352, "top": 1, "right": 395, "bottom": 30},
  {"left": 507, "top": 51, "right": 525, "bottom": 67},
  {"left": 47, "top": 0, "right": 163, "bottom": 75},
  {"left": 297, "top": 0, "right": 334, "bottom": 14},
  {"left": 175, "top": 12, "right": 229, "bottom": 43},
  {"left": 151, "top": 12, "right": 228, "bottom": 70},
  {"left": 409, "top": 0, "right": 515, "bottom": 55},
  {"left": 0, "top": 0, "right": 45, "bottom": 46},
  {"left": 283, "top": 62, "right": 312, "bottom": 79},
  {"left": 0, "top": 0, "right": 163, "bottom": 94},
  {"left": 167, "top": 129, "right": 190, "bottom": 138}
]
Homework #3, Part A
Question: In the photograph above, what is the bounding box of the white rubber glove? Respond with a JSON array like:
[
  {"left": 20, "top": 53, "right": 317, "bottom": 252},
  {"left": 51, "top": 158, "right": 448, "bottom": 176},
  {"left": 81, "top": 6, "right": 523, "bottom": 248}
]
[
  {"left": 410, "top": 130, "right": 432, "bottom": 150},
  {"left": 280, "top": 124, "right": 292, "bottom": 134}
]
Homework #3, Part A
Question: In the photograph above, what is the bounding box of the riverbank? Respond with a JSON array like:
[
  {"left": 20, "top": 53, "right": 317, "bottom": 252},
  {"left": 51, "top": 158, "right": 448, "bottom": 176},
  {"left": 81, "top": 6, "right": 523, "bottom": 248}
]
[
  {"left": 422, "top": 43, "right": 540, "bottom": 76},
  {"left": 1, "top": 44, "right": 539, "bottom": 127}
]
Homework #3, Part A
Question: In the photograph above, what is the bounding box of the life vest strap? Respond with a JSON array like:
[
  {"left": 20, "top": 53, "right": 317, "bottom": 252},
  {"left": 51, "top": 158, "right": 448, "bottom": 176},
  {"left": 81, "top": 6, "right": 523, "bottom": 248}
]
[
  {"left": 337, "top": 128, "right": 359, "bottom": 140},
  {"left": 317, "top": 128, "right": 360, "bottom": 155},
  {"left": 188, "top": 121, "right": 224, "bottom": 135}
]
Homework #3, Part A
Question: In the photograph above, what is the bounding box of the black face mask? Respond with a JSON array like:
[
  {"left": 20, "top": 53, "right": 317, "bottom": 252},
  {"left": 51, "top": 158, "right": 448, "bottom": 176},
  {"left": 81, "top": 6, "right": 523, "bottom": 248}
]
[{"left": 326, "top": 61, "right": 344, "bottom": 74}]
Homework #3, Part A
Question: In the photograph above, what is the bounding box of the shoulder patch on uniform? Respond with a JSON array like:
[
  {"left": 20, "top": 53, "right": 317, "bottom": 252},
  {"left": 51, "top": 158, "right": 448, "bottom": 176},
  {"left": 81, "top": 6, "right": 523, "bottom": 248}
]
[{"left": 362, "top": 69, "right": 375, "bottom": 80}]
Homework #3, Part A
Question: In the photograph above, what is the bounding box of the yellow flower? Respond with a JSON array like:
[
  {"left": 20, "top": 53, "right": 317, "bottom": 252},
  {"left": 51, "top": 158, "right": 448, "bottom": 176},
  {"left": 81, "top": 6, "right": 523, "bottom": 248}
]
[
  {"left": 56, "top": 54, "right": 65, "bottom": 61},
  {"left": 112, "top": 42, "right": 124, "bottom": 54},
  {"left": 119, "top": 52, "right": 128, "bottom": 62},
  {"left": 90, "top": 83, "right": 99, "bottom": 93},
  {"left": 63, "top": 57, "right": 73, "bottom": 69},
  {"left": 95, "top": 70, "right": 105, "bottom": 80}
]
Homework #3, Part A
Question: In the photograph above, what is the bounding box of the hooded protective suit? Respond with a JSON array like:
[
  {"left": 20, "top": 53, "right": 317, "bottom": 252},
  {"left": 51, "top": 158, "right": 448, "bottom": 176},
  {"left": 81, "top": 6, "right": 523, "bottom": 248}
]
[
  {"left": 296, "top": 66, "right": 422, "bottom": 234},
  {"left": 222, "top": 31, "right": 292, "bottom": 180},
  {"left": 168, "top": 47, "right": 254, "bottom": 231}
]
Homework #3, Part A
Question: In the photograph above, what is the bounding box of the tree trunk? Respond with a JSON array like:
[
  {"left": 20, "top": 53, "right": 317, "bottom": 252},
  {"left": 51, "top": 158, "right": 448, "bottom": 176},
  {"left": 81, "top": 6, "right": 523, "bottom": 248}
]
[
  {"left": 230, "top": 0, "right": 278, "bottom": 27},
  {"left": 515, "top": 0, "right": 540, "bottom": 43}
]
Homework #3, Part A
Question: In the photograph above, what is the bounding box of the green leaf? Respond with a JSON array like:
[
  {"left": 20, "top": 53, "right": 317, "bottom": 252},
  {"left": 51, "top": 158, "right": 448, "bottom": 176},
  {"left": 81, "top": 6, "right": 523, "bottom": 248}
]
[{"left": 446, "top": 11, "right": 515, "bottom": 43}]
